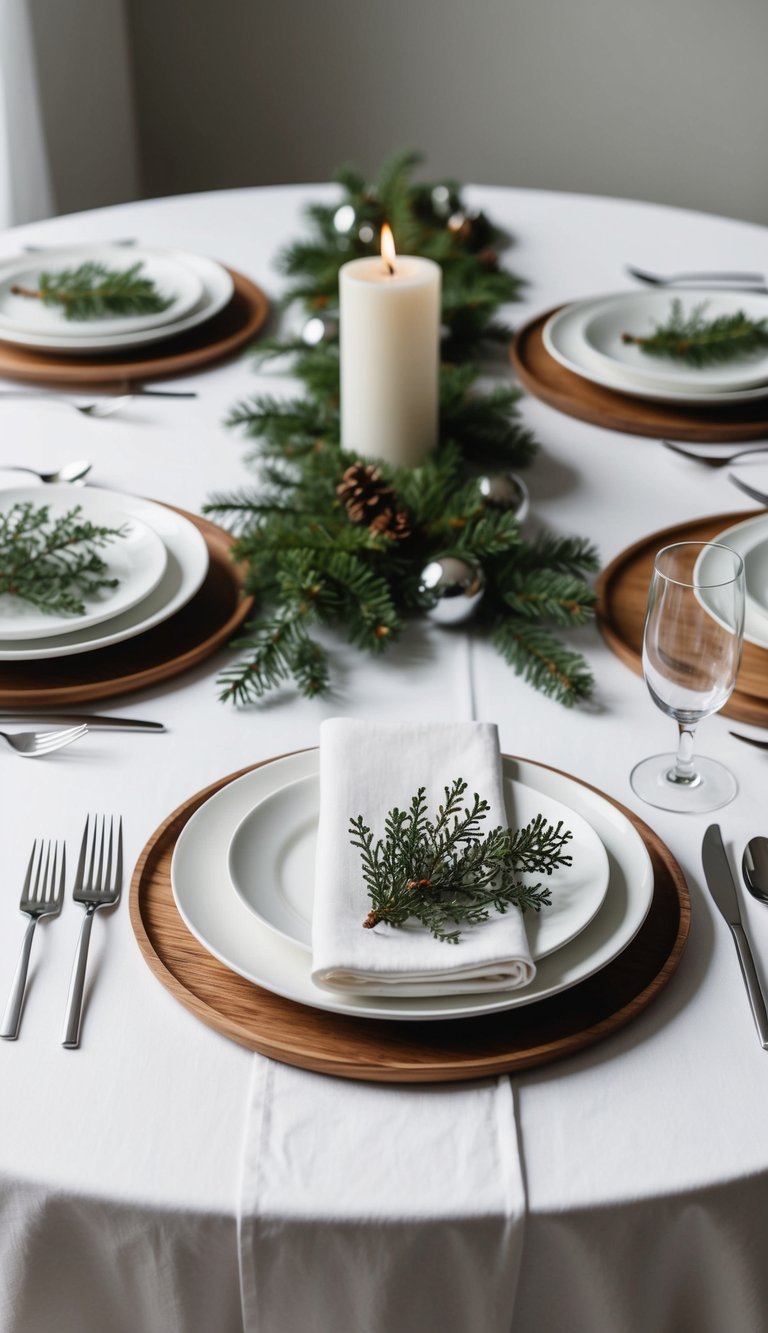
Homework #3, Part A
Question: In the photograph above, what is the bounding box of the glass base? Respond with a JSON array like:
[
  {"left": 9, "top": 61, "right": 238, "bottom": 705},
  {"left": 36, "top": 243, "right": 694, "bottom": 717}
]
[{"left": 630, "top": 752, "right": 738, "bottom": 813}]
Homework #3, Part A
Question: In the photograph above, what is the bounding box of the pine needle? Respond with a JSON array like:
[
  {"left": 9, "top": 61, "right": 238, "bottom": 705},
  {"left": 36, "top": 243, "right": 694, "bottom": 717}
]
[{"left": 0, "top": 502, "right": 126, "bottom": 615}]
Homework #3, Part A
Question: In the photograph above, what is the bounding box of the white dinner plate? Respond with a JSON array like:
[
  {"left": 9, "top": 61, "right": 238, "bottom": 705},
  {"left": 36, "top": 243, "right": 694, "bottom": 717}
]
[
  {"left": 544, "top": 296, "right": 768, "bottom": 405},
  {"left": 0, "top": 248, "right": 203, "bottom": 338},
  {"left": 0, "top": 486, "right": 209, "bottom": 660},
  {"left": 0, "top": 250, "right": 234, "bottom": 354},
  {"left": 0, "top": 487, "right": 168, "bottom": 639},
  {"left": 171, "top": 750, "right": 654, "bottom": 1023},
  {"left": 696, "top": 513, "right": 768, "bottom": 649},
  {"left": 579, "top": 290, "right": 768, "bottom": 394},
  {"left": 227, "top": 771, "right": 610, "bottom": 961}
]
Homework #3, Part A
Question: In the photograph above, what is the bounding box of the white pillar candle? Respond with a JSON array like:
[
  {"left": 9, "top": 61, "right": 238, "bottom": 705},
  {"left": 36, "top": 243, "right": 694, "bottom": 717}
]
[{"left": 340, "top": 226, "right": 441, "bottom": 468}]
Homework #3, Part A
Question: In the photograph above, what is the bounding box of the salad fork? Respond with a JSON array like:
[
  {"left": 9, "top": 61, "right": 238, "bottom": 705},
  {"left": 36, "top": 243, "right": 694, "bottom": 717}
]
[
  {"left": 661, "top": 440, "right": 768, "bottom": 469},
  {"left": 1, "top": 840, "right": 66, "bottom": 1039},
  {"left": 62, "top": 815, "right": 123, "bottom": 1049},
  {"left": 0, "top": 724, "right": 88, "bottom": 757}
]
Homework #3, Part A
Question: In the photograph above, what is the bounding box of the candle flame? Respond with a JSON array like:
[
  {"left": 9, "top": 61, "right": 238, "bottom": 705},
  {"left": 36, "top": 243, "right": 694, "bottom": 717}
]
[{"left": 381, "top": 223, "right": 396, "bottom": 275}]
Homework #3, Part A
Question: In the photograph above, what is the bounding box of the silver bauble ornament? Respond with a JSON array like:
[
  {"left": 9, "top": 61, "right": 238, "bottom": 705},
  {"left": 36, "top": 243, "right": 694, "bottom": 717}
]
[
  {"left": 358, "top": 222, "right": 375, "bottom": 245},
  {"left": 478, "top": 471, "right": 529, "bottom": 521},
  {"left": 420, "top": 555, "right": 486, "bottom": 625},
  {"left": 302, "top": 314, "right": 339, "bottom": 346},
  {"left": 333, "top": 204, "right": 357, "bottom": 234}
]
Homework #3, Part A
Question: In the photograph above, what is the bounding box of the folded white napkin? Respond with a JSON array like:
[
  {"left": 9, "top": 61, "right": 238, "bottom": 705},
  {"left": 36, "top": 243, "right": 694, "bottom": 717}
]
[{"left": 311, "top": 718, "right": 536, "bottom": 996}]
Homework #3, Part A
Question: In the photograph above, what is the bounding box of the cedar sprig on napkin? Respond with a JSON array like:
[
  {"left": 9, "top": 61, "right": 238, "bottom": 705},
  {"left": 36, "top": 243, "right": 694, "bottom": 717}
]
[{"left": 349, "top": 777, "right": 572, "bottom": 944}]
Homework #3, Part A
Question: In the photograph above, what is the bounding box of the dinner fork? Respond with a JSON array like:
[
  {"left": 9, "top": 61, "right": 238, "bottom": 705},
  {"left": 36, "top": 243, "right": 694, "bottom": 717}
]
[
  {"left": 62, "top": 815, "right": 123, "bottom": 1049},
  {"left": 729, "top": 473, "right": 768, "bottom": 506},
  {"left": 0, "top": 724, "right": 88, "bottom": 756},
  {"left": 1, "top": 840, "right": 66, "bottom": 1039},
  {"left": 661, "top": 439, "right": 768, "bottom": 468},
  {"left": 628, "top": 266, "right": 766, "bottom": 288}
]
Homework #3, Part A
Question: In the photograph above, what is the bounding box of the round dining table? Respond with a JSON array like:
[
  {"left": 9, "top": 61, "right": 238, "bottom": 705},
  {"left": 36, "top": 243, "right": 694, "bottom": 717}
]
[{"left": 1, "top": 182, "right": 768, "bottom": 1333}]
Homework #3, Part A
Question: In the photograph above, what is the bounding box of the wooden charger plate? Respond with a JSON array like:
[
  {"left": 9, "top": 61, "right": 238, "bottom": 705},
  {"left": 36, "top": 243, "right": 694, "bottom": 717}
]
[
  {"left": 0, "top": 507, "right": 252, "bottom": 706},
  {"left": 130, "top": 755, "right": 690, "bottom": 1083},
  {"left": 597, "top": 510, "right": 768, "bottom": 725},
  {"left": 0, "top": 268, "right": 268, "bottom": 386},
  {"left": 510, "top": 306, "right": 768, "bottom": 443}
]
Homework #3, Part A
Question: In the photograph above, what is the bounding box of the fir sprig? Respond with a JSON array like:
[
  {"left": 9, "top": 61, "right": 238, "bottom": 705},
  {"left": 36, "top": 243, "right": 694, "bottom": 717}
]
[
  {"left": 349, "top": 777, "right": 572, "bottom": 943},
  {"left": 11, "top": 261, "right": 173, "bottom": 321},
  {"left": 0, "top": 503, "right": 125, "bottom": 615},
  {"left": 622, "top": 299, "right": 768, "bottom": 366}
]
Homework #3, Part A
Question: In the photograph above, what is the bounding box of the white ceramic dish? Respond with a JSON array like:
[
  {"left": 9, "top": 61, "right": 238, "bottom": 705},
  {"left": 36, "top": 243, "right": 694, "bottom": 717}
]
[
  {"left": 0, "top": 250, "right": 234, "bottom": 355},
  {"left": 694, "top": 514, "right": 768, "bottom": 649},
  {"left": 544, "top": 297, "right": 768, "bottom": 405},
  {"left": 0, "top": 486, "right": 209, "bottom": 660},
  {"left": 0, "top": 487, "right": 168, "bottom": 639},
  {"left": 744, "top": 534, "right": 768, "bottom": 620},
  {"left": 0, "top": 248, "right": 203, "bottom": 338},
  {"left": 171, "top": 750, "right": 654, "bottom": 1023},
  {"left": 579, "top": 290, "right": 768, "bottom": 394},
  {"left": 226, "top": 771, "right": 610, "bottom": 961}
]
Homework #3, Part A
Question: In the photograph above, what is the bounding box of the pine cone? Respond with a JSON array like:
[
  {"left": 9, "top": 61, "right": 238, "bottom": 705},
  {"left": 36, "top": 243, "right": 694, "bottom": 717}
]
[{"left": 337, "top": 462, "right": 411, "bottom": 541}]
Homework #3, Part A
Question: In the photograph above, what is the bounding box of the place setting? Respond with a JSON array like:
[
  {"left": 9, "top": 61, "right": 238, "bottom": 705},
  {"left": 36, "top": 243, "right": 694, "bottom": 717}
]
[{"left": 0, "top": 242, "right": 269, "bottom": 386}]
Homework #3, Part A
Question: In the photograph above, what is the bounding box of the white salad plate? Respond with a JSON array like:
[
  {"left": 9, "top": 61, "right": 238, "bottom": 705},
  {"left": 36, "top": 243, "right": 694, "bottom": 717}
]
[
  {"left": 0, "top": 248, "right": 203, "bottom": 338},
  {"left": 544, "top": 295, "right": 768, "bottom": 405},
  {"left": 0, "top": 486, "right": 209, "bottom": 660},
  {"left": 171, "top": 750, "right": 654, "bottom": 1023},
  {"left": 695, "top": 514, "right": 768, "bottom": 649},
  {"left": 578, "top": 290, "right": 768, "bottom": 394},
  {"left": 0, "top": 486, "right": 168, "bottom": 639},
  {"left": 226, "top": 771, "right": 610, "bottom": 961},
  {"left": 0, "top": 249, "right": 234, "bottom": 354}
]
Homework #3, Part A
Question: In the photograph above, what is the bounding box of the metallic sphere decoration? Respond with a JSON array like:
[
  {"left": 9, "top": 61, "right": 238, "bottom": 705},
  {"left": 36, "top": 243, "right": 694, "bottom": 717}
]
[
  {"left": 478, "top": 471, "right": 530, "bottom": 522},
  {"left": 302, "top": 314, "right": 339, "bottom": 346},
  {"left": 333, "top": 204, "right": 357, "bottom": 234},
  {"left": 420, "top": 554, "right": 486, "bottom": 625},
  {"left": 358, "top": 223, "right": 375, "bottom": 245}
]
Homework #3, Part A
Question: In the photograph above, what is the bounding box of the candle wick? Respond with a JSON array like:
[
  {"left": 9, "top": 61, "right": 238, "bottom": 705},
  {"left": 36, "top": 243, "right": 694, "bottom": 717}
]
[{"left": 385, "top": 261, "right": 395, "bottom": 276}]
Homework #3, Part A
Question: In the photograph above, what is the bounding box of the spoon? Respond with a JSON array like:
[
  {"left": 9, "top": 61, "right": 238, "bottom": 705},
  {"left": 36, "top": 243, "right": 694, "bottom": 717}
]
[
  {"left": 742, "top": 838, "right": 768, "bottom": 904},
  {"left": 0, "top": 459, "right": 92, "bottom": 484}
]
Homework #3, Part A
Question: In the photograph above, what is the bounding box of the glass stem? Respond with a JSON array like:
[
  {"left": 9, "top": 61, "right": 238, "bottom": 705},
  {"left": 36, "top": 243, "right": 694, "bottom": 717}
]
[{"left": 669, "top": 723, "right": 700, "bottom": 786}]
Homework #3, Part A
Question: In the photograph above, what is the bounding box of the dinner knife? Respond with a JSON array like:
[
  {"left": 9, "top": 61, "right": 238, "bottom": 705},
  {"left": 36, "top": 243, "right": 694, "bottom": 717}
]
[
  {"left": 702, "top": 823, "right": 768, "bottom": 1048},
  {"left": 0, "top": 714, "right": 165, "bottom": 732}
]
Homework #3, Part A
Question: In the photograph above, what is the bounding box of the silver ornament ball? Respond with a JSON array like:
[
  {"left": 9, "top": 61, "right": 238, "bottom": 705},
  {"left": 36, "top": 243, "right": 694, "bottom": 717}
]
[
  {"left": 478, "top": 471, "right": 529, "bottom": 521},
  {"left": 302, "top": 314, "right": 339, "bottom": 346},
  {"left": 333, "top": 204, "right": 357, "bottom": 234},
  {"left": 420, "top": 555, "right": 486, "bottom": 625}
]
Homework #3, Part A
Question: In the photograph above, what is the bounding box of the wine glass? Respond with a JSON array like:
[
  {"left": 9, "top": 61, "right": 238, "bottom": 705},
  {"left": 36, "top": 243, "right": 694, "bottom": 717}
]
[{"left": 630, "top": 541, "right": 745, "bottom": 812}]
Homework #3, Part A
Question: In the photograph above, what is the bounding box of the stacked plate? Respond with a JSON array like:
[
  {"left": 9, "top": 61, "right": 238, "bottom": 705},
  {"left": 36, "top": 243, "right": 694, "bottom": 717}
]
[
  {"left": 0, "top": 246, "right": 234, "bottom": 356},
  {"left": 170, "top": 749, "right": 655, "bottom": 1022},
  {"left": 697, "top": 513, "right": 768, "bottom": 650},
  {"left": 544, "top": 289, "right": 768, "bottom": 405},
  {"left": 0, "top": 485, "right": 209, "bottom": 661}
]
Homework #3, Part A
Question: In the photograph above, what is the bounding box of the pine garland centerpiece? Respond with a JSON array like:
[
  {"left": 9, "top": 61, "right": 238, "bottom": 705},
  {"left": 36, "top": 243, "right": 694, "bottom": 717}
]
[{"left": 206, "top": 151, "right": 598, "bottom": 707}]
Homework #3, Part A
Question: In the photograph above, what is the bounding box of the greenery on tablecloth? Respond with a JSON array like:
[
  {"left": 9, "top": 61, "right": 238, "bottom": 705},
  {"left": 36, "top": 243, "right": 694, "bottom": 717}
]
[
  {"left": 0, "top": 502, "right": 124, "bottom": 615},
  {"left": 207, "top": 150, "right": 598, "bottom": 707}
]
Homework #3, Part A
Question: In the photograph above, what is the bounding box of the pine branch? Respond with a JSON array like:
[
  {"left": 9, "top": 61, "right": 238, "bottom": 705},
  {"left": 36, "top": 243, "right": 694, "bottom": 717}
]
[
  {"left": 12, "top": 261, "right": 173, "bottom": 321},
  {"left": 622, "top": 299, "right": 768, "bottom": 366},
  {"left": 490, "top": 619, "right": 594, "bottom": 706},
  {"left": 350, "top": 776, "right": 573, "bottom": 943},
  {"left": 0, "top": 502, "right": 125, "bottom": 615}
]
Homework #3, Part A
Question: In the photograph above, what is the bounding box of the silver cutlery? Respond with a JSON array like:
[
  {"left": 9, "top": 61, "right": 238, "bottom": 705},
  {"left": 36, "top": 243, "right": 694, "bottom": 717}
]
[
  {"left": 628, "top": 265, "right": 766, "bottom": 288},
  {"left": 0, "top": 387, "right": 197, "bottom": 420},
  {"left": 22, "top": 239, "right": 137, "bottom": 252},
  {"left": 0, "top": 724, "right": 88, "bottom": 756},
  {"left": 662, "top": 440, "right": 768, "bottom": 469},
  {"left": 702, "top": 823, "right": 768, "bottom": 1048},
  {"left": 62, "top": 815, "right": 123, "bottom": 1049},
  {"left": 1, "top": 840, "right": 65, "bottom": 1039},
  {"left": 730, "top": 732, "right": 768, "bottom": 750},
  {"left": 0, "top": 459, "right": 92, "bottom": 484},
  {"left": 728, "top": 473, "right": 768, "bottom": 506},
  {"left": 743, "top": 838, "right": 768, "bottom": 904},
  {"left": 0, "top": 713, "right": 164, "bottom": 732}
]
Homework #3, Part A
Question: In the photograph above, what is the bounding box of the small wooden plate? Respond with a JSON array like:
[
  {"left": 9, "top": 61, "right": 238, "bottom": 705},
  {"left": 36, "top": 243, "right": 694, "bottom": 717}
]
[
  {"left": 0, "top": 268, "right": 268, "bottom": 386},
  {"left": 129, "top": 756, "right": 690, "bottom": 1083},
  {"left": 510, "top": 307, "right": 768, "bottom": 442},
  {"left": 597, "top": 510, "right": 768, "bottom": 725},
  {"left": 0, "top": 507, "right": 252, "bottom": 706}
]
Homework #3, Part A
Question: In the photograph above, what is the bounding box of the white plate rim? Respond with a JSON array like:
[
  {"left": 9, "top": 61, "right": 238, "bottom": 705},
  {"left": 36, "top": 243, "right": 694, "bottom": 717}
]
[
  {"left": 696, "top": 513, "right": 768, "bottom": 647},
  {"left": 0, "top": 485, "right": 209, "bottom": 660},
  {"left": 171, "top": 750, "right": 655, "bottom": 1023},
  {"left": 226, "top": 770, "right": 611, "bottom": 961},
  {"left": 0, "top": 489, "right": 168, "bottom": 639},
  {"left": 543, "top": 297, "right": 768, "bottom": 405}
]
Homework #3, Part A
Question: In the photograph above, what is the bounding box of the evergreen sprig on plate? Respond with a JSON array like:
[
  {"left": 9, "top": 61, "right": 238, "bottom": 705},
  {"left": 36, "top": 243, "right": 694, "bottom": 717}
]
[
  {"left": 349, "top": 777, "right": 573, "bottom": 944},
  {"left": 622, "top": 299, "right": 768, "bottom": 366},
  {"left": 11, "top": 261, "right": 173, "bottom": 321},
  {"left": 0, "top": 502, "right": 126, "bottom": 615},
  {"left": 208, "top": 150, "right": 599, "bottom": 708}
]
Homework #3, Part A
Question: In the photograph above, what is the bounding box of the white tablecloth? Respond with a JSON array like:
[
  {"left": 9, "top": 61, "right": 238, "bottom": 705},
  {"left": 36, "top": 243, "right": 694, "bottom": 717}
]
[{"left": 1, "top": 184, "right": 768, "bottom": 1333}]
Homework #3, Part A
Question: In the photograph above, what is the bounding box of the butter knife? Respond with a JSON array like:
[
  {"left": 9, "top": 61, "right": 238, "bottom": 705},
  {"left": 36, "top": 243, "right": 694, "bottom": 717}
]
[
  {"left": 0, "top": 714, "right": 164, "bottom": 732},
  {"left": 702, "top": 823, "right": 768, "bottom": 1048}
]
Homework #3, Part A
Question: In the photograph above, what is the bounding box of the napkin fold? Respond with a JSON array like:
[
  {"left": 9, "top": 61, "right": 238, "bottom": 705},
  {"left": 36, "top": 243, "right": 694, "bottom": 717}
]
[{"left": 311, "top": 718, "right": 536, "bottom": 996}]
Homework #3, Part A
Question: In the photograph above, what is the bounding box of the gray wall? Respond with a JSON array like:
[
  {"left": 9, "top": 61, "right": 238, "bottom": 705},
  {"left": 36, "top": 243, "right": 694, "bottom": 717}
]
[{"left": 124, "top": 0, "right": 768, "bottom": 225}]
